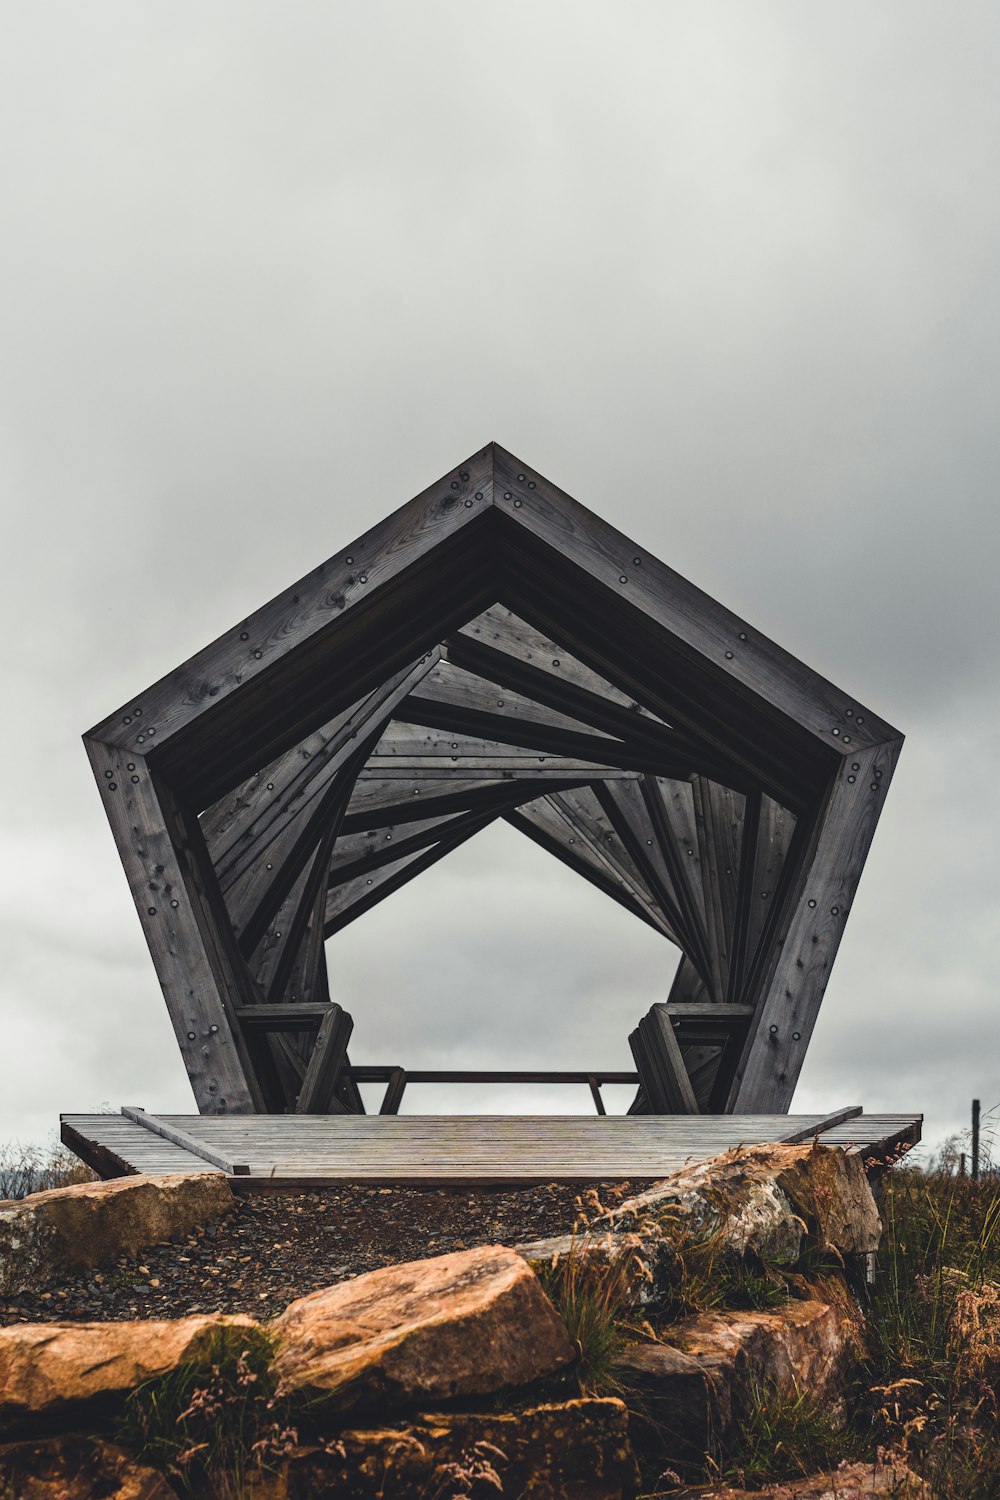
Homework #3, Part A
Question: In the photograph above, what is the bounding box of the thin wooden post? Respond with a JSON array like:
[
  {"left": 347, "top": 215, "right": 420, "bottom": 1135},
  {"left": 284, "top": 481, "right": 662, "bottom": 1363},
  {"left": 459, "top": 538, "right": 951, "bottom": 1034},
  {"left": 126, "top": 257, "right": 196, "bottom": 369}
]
[
  {"left": 380, "top": 1069, "right": 407, "bottom": 1115},
  {"left": 972, "top": 1099, "right": 981, "bottom": 1181},
  {"left": 959, "top": 1151, "right": 967, "bottom": 1177}
]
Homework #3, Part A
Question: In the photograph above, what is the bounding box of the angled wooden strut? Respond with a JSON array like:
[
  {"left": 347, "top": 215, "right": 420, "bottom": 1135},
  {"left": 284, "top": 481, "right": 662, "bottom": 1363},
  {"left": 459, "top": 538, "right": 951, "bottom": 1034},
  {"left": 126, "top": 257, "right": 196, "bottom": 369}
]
[{"left": 85, "top": 442, "right": 902, "bottom": 1116}]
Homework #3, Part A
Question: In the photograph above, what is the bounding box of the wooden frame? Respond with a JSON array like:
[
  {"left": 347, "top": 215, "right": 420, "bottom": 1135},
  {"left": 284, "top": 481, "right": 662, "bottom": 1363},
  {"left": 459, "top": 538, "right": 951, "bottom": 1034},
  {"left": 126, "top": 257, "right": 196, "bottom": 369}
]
[{"left": 85, "top": 444, "right": 902, "bottom": 1116}]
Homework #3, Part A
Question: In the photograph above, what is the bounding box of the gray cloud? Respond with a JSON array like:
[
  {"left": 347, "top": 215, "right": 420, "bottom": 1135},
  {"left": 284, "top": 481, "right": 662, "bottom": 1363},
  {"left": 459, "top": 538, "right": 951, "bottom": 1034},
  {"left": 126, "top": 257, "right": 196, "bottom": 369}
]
[{"left": 1, "top": 2, "right": 997, "bottom": 1160}]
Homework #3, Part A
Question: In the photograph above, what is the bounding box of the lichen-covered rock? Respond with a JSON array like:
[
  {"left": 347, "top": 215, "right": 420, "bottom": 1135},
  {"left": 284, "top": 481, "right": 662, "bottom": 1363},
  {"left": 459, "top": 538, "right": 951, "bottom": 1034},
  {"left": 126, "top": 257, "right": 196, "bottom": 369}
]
[
  {"left": 277, "top": 1398, "right": 638, "bottom": 1499},
  {"left": 690, "top": 1458, "right": 928, "bottom": 1498},
  {"left": 273, "top": 1245, "right": 575, "bottom": 1415},
  {"left": 0, "top": 1173, "right": 235, "bottom": 1296},
  {"left": 0, "top": 1434, "right": 178, "bottom": 1498},
  {"left": 615, "top": 1143, "right": 881, "bottom": 1262},
  {"left": 615, "top": 1292, "right": 861, "bottom": 1461},
  {"left": 0, "top": 1314, "right": 258, "bottom": 1436},
  {"left": 518, "top": 1145, "right": 881, "bottom": 1314}
]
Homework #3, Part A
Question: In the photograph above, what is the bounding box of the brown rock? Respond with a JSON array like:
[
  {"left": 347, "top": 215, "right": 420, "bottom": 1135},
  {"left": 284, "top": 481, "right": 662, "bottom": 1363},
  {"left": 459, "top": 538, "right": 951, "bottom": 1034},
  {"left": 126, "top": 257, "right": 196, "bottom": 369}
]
[
  {"left": 517, "top": 1146, "right": 881, "bottom": 1313},
  {"left": 615, "top": 1293, "right": 860, "bottom": 1462},
  {"left": 273, "top": 1244, "right": 575, "bottom": 1414},
  {"left": 0, "top": 1434, "right": 178, "bottom": 1498},
  {"left": 0, "top": 1173, "right": 235, "bottom": 1295},
  {"left": 615, "top": 1143, "right": 881, "bottom": 1263},
  {"left": 689, "top": 1458, "right": 928, "bottom": 1497},
  {"left": 0, "top": 1314, "right": 258, "bottom": 1436},
  {"left": 279, "top": 1398, "right": 638, "bottom": 1499}
]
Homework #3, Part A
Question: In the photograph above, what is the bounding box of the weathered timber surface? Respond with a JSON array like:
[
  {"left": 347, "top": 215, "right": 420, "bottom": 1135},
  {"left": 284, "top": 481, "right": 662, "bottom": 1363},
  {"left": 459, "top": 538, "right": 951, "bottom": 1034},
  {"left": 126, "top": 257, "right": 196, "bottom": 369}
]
[
  {"left": 62, "top": 1112, "right": 922, "bottom": 1188},
  {"left": 83, "top": 444, "right": 904, "bottom": 1121}
]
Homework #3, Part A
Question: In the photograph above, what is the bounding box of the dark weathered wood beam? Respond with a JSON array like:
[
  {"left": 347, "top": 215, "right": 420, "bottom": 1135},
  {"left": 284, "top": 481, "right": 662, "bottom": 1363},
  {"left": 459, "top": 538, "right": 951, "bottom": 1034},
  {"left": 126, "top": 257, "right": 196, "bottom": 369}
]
[
  {"left": 629, "top": 1004, "right": 700, "bottom": 1114},
  {"left": 541, "top": 785, "right": 688, "bottom": 948},
  {"left": 637, "top": 776, "right": 715, "bottom": 991},
  {"left": 727, "top": 737, "right": 903, "bottom": 1111},
  {"left": 84, "top": 739, "right": 267, "bottom": 1113},
  {"left": 504, "top": 799, "right": 679, "bottom": 942},
  {"left": 444, "top": 631, "right": 757, "bottom": 792},
  {"left": 232, "top": 749, "right": 362, "bottom": 957},
  {"left": 295, "top": 1004, "right": 354, "bottom": 1114},
  {"left": 341, "top": 775, "right": 590, "bottom": 834},
  {"left": 691, "top": 778, "right": 746, "bottom": 1005},
  {"left": 491, "top": 444, "right": 896, "bottom": 754},
  {"left": 86, "top": 444, "right": 497, "bottom": 768},
  {"left": 204, "top": 653, "right": 441, "bottom": 883},
  {"left": 594, "top": 777, "right": 710, "bottom": 984},
  {"left": 457, "top": 604, "right": 672, "bottom": 722},
  {"left": 324, "top": 810, "right": 505, "bottom": 936}
]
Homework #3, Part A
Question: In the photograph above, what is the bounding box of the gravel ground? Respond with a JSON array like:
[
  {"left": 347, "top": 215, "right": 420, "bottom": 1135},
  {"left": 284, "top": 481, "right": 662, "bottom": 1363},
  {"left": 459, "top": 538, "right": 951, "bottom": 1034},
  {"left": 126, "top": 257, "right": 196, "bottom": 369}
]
[{"left": 0, "top": 1180, "right": 650, "bottom": 1325}]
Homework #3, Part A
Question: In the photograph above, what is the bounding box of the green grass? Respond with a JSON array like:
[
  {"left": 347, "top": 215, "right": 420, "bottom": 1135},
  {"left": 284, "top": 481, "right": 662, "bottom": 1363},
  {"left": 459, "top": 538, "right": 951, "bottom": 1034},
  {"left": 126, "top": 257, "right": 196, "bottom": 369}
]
[
  {"left": 722, "top": 1376, "right": 848, "bottom": 1488},
  {"left": 859, "top": 1163, "right": 1000, "bottom": 1500},
  {"left": 118, "top": 1324, "right": 295, "bottom": 1497},
  {"left": 538, "top": 1240, "right": 642, "bottom": 1394}
]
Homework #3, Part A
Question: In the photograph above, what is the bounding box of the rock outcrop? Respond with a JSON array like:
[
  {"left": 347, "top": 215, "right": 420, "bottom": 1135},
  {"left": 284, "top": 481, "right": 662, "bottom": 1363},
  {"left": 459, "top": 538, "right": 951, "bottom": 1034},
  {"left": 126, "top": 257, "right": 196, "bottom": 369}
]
[
  {"left": 273, "top": 1243, "right": 575, "bottom": 1415},
  {"left": 277, "top": 1398, "right": 638, "bottom": 1499},
  {"left": 0, "top": 1313, "right": 257, "bottom": 1437},
  {"left": 518, "top": 1143, "right": 882, "bottom": 1301},
  {"left": 687, "top": 1459, "right": 929, "bottom": 1498},
  {"left": 0, "top": 1173, "right": 234, "bottom": 1296},
  {"left": 0, "top": 1434, "right": 178, "bottom": 1498},
  {"left": 615, "top": 1291, "right": 861, "bottom": 1461}
]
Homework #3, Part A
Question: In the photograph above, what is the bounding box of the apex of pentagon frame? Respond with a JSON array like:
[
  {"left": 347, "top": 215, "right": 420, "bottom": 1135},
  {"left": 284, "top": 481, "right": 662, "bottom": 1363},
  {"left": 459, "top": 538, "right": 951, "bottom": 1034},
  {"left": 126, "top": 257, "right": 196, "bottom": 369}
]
[{"left": 84, "top": 443, "right": 902, "bottom": 1119}]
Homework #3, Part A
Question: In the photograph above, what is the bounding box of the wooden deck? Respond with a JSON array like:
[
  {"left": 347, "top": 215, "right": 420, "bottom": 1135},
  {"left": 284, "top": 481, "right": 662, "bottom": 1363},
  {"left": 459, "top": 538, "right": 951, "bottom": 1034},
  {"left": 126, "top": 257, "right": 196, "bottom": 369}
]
[{"left": 61, "top": 1108, "right": 922, "bottom": 1191}]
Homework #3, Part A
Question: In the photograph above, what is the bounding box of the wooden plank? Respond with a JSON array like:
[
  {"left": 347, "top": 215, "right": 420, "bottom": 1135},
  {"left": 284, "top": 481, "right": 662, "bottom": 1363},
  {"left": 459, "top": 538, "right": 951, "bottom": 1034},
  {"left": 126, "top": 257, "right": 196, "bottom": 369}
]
[
  {"left": 491, "top": 444, "right": 899, "bottom": 755},
  {"left": 692, "top": 778, "right": 745, "bottom": 1003},
  {"left": 120, "top": 1107, "right": 249, "bottom": 1174},
  {"left": 380, "top": 1069, "right": 407, "bottom": 1115},
  {"left": 207, "top": 653, "right": 440, "bottom": 892},
  {"left": 505, "top": 799, "right": 678, "bottom": 941},
  {"left": 61, "top": 1111, "right": 922, "bottom": 1187},
  {"left": 234, "top": 1004, "right": 331, "bottom": 1031},
  {"left": 594, "top": 777, "right": 704, "bottom": 972},
  {"left": 629, "top": 1006, "right": 700, "bottom": 1114},
  {"left": 725, "top": 789, "right": 761, "bottom": 1004},
  {"left": 456, "top": 604, "right": 673, "bottom": 722},
  {"left": 446, "top": 628, "right": 758, "bottom": 794},
  {"left": 221, "top": 722, "right": 384, "bottom": 953},
  {"left": 82, "top": 740, "right": 265, "bottom": 1113},
  {"left": 728, "top": 738, "right": 904, "bottom": 1111},
  {"left": 779, "top": 1106, "right": 863, "bottom": 1143},
  {"left": 256, "top": 820, "right": 341, "bottom": 1003},
  {"left": 743, "top": 794, "right": 798, "bottom": 985},
  {"left": 86, "top": 449, "right": 496, "bottom": 759},
  {"left": 406, "top": 659, "right": 619, "bottom": 740},
  {"left": 324, "top": 807, "right": 505, "bottom": 935},
  {"left": 295, "top": 1005, "right": 354, "bottom": 1114},
  {"left": 639, "top": 776, "right": 714, "bottom": 986},
  {"left": 341, "top": 774, "right": 587, "bottom": 831},
  {"left": 542, "top": 785, "right": 686, "bottom": 946}
]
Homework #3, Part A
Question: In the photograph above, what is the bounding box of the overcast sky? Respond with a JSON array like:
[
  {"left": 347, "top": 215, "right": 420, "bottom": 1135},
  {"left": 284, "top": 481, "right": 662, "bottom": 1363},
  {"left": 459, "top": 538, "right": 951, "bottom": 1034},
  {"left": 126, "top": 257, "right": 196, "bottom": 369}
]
[{"left": 2, "top": 2, "right": 998, "bottom": 1163}]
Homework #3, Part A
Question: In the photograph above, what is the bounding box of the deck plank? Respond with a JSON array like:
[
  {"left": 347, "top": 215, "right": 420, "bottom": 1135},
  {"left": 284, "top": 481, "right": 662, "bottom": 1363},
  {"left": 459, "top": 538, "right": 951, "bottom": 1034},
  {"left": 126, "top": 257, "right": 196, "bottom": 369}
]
[{"left": 61, "top": 1111, "right": 922, "bottom": 1189}]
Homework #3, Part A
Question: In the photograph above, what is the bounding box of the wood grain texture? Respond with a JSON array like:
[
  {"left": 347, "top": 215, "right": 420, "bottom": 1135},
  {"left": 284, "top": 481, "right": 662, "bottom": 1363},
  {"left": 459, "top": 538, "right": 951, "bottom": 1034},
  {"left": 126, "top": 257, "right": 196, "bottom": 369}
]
[
  {"left": 62, "top": 1111, "right": 922, "bottom": 1186},
  {"left": 728, "top": 738, "right": 904, "bottom": 1111},
  {"left": 84, "top": 443, "right": 903, "bottom": 1122}
]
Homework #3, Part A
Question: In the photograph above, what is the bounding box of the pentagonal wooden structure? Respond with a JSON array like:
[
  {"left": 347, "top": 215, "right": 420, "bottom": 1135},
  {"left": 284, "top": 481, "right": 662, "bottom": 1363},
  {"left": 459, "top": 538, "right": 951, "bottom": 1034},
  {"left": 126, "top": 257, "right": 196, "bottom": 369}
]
[{"left": 84, "top": 444, "right": 902, "bottom": 1117}]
